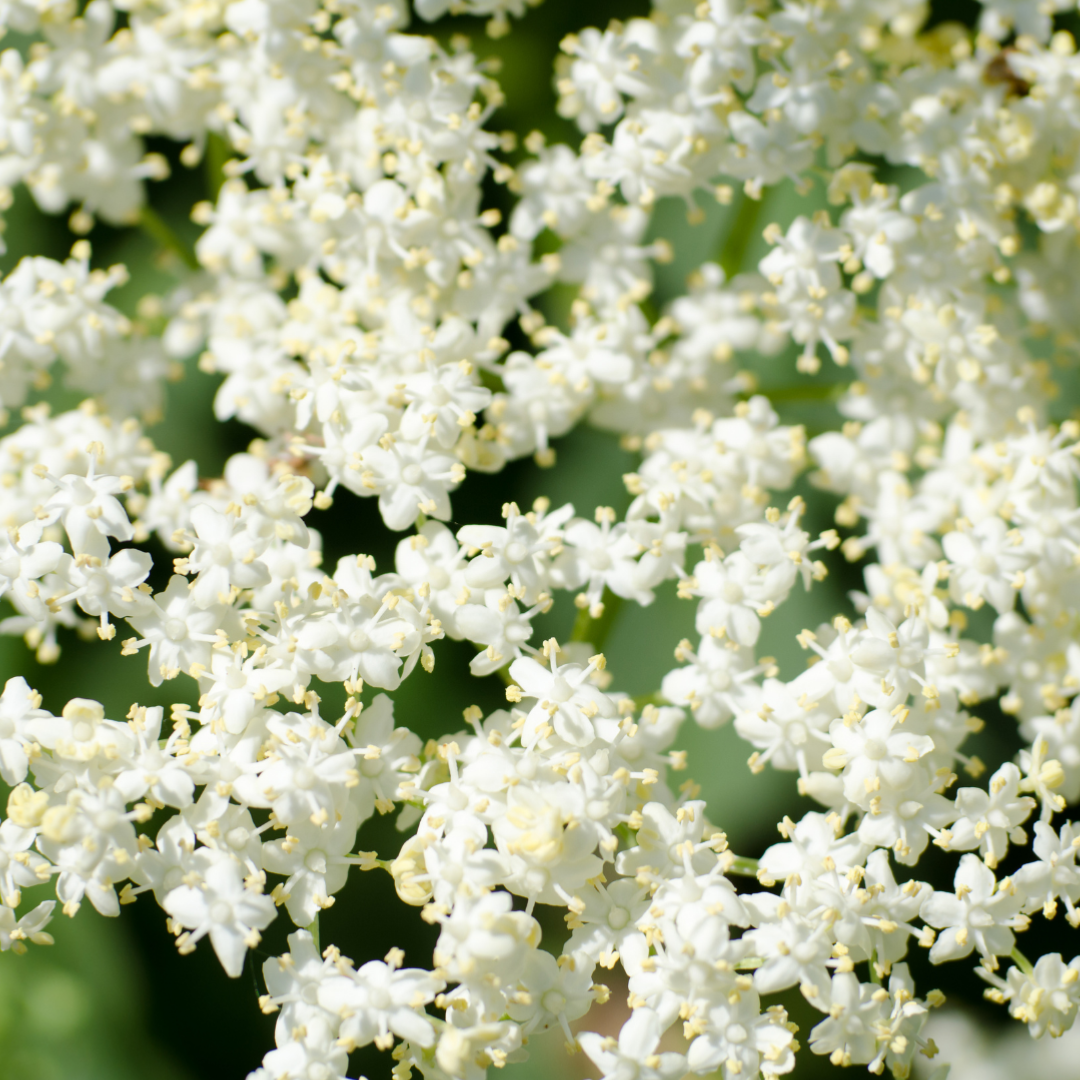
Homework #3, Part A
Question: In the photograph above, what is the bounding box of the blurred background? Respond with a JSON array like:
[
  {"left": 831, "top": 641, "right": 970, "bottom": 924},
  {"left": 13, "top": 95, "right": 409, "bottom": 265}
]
[{"left": 0, "top": 0, "right": 1062, "bottom": 1077}]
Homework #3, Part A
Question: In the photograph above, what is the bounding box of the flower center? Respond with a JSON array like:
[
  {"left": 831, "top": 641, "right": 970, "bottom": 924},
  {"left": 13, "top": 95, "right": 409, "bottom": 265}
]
[
  {"left": 864, "top": 738, "right": 888, "bottom": 761},
  {"left": 293, "top": 765, "right": 317, "bottom": 790},
  {"left": 828, "top": 657, "right": 853, "bottom": 682},
  {"left": 226, "top": 827, "right": 250, "bottom": 850},
  {"left": 209, "top": 900, "right": 233, "bottom": 924},
  {"left": 541, "top": 989, "right": 567, "bottom": 1015},
  {"left": 588, "top": 549, "right": 612, "bottom": 570},
  {"left": 722, "top": 582, "right": 744, "bottom": 603},
  {"left": 549, "top": 676, "right": 575, "bottom": 703}
]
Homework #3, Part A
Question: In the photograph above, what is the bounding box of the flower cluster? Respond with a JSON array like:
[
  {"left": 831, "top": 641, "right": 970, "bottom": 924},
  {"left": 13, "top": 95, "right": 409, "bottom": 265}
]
[{"left": 5, "top": 0, "right": 1080, "bottom": 1078}]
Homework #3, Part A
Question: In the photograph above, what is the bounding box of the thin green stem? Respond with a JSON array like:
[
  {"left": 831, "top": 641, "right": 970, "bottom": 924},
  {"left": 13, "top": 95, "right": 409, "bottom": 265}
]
[
  {"left": 1011, "top": 946, "right": 1034, "bottom": 975},
  {"left": 717, "top": 189, "right": 765, "bottom": 280},
  {"left": 757, "top": 382, "right": 847, "bottom": 404},
  {"left": 570, "top": 589, "right": 623, "bottom": 651},
  {"left": 306, "top": 914, "right": 320, "bottom": 954},
  {"left": 632, "top": 691, "right": 666, "bottom": 710},
  {"left": 139, "top": 206, "right": 199, "bottom": 272},
  {"left": 869, "top": 947, "right": 882, "bottom": 985},
  {"left": 205, "top": 131, "right": 231, "bottom": 202},
  {"left": 727, "top": 855, "right": 760, "bottom": 877}
]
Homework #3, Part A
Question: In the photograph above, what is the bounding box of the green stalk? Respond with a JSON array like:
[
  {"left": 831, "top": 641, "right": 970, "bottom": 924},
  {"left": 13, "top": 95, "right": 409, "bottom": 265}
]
[
  {"left": 758, "top": 382, "right": 846, "bottom": 404},
  {"left": 869, "top": 947, "right": 882, "bottom": 985},
  {"left": 205, "top": 131, "right": 231, "bottom": 202},
  {"left": 717, "top": 189, "right": 765, "bottom": 280},
  {"left": 306, "top": 914, "right": 320, "bottom": 954},
  {"left": 1011, "top": 946, "right": 1034, "bottom": 975},
  {"left": 727, "top": 855, "right": 760, "bottom": 877},
  {"left": 570, "top": 589, "right": 623, "bottom": 651},
  {"left": 139, "top": 206, "right": 199, "bottom": 272},
  {"left": 632, "top": 691, "right": 666, "bottom": 710}
]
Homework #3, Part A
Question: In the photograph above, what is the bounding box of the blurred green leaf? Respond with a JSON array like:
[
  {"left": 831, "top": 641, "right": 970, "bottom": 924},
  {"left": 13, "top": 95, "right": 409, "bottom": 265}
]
[{"left": 0, "top": 908, "right": 192, "bottom": 1080}]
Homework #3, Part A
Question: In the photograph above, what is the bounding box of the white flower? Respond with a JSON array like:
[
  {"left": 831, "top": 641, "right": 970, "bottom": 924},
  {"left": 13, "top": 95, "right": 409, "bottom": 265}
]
[
  {"left": 808, "top": 967, "right": 928, "bottom": 1072},
  {"left": 262, "top": 804, "right": 360, "bottom": 927},
  {"left": 508, "top": 647, "right": 616, "bottom": 748},
  {"left": 743, "top": 897, "right": 834, "bottom": 1001},
  {"left": 164, "top": 850, "right": 276, "bottom": 977},
  {"left": 113, "top": 705, "right": 194, "bottom": 808},
  {"left": 0, "top": 899, "right": 54, "bottom": 954},
  {"left": 258, "top": 710, "right": 359, "bottom": 827},
  {"left": 35, "top": 782, "right": 139, "bottom": 918},
  {"left": 685, "top": 986, "right": 796, "bottom": 1076},
  {"left": 318, "top": 952, "right": 444, "bottom": 1051},
  {"left": 944, "top": 517, "right": 1032, "bottom": 614},
  {"left": 43, "top": 467, "right": 134, "bottom": 559},
  {"left": 986, "top": 954, "right": 1080, "bottom": 1038},
  {"left": 824, "top": 708, "right": 936, "bottom": 809},
  {"left": 692, "top": 552, "right": 771, "bottom": 647},
  {"left": 492, "top": 781, "right": 605, "bottom": 904},
  {"left": 663, "top": 636, "right": 761, "bottom": 730},
  {"left": 579, "top": 1007, "right": 686, "bottom": 1080},
  {"left": 361, "top": 437, "right": 463, "bottom": 532},
  {"left": 920, "top": 855, "right": 1026, "bottom": 965},
  {"left": 616, "top": 800, "right": 719, "bottom": 883},
  {"left": 1015, "top": 821, "right": 1080, "bottom": 924},
  {"left": 125, "top": 574, "right": 230, "bottom": 684},
  {"left": 0, "top": 676, "right": 49, "bottom": 785},
  {"left": 455, "top": 588, "right": 544, "bottom": 677},
  {"left": 0, "top": 817, "right": 51, "bottom": 907},
  {"left": 565, "top": 877, "right": 651, "bottom": 969},
  {"left": 8, "top": 4, "right": 1080, "bottom": 1078},
  {"left": 0, "top": 524, "right": 64, "bottom": 608},
  {"left": 198, "top": 648, "right": 294, "bottom": 735},
  {"left": 941, "top": 763, "right": 1036, "bottom": 869},
  {"left": 505, "top": 946, "right": 595, "bottom": 1037},
  {"left": 184, "top": 504, "right": 270, "bottom": 608}
]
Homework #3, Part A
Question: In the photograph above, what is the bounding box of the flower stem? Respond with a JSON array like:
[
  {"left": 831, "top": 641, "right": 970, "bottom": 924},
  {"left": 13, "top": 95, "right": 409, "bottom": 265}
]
[
  {"left": 139, "top": 206, "right": 199, "bottom": 272},
  {"left": 205, "top": 130, "right": 231, "bottom": 202},
  {"left": 758, "top": 381, "right": 846, "bottom": 404},
  {"left": 570, "top": 589, "right": 623, "bottom": 651},
  {"left": 718, "top": 189, "right": 764, "bottom": 280},
  {"left": 727, "top": 855, "right": 760, "bottom": 877},
  {"left": 633, "top": 691, "right": 666, "bottom": 710},
  {"left": 306, "top": 914, "right": 320, "bottom": 954},
  {"left": 1011, "top": 946, "right": 1034, "bottom": 975}
]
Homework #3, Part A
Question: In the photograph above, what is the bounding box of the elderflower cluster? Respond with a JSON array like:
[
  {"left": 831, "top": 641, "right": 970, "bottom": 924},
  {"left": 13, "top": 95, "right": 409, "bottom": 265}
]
[{"left": 6, "top": 0, "right": 1080, "bottom": 1077}]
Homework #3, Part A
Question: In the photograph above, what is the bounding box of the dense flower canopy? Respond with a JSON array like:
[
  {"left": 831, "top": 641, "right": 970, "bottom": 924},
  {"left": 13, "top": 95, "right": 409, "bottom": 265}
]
[{"left": 4, "top": 0, "right": 1080, "bottom": 1077}]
